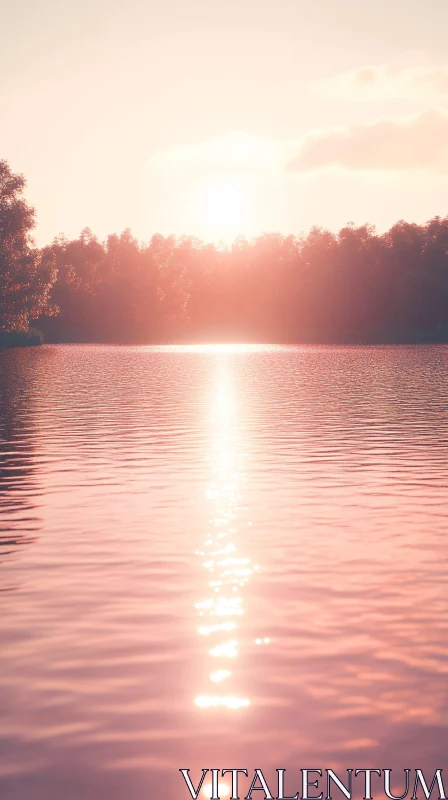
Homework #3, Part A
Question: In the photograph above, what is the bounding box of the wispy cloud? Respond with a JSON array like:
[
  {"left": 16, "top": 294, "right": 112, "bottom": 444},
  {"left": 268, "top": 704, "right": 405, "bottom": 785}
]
[
  {"left": 147, "top": 131, "right": 289, "bottom": 175},
  {"left": 288, "top": 110, "right": 448, "bottom": 173},
  {"left": 314, "top": 64, "right": 448, "bottom": 102},
  {"left": 146, "top": 106, "right": 448, "bottom": 182}
]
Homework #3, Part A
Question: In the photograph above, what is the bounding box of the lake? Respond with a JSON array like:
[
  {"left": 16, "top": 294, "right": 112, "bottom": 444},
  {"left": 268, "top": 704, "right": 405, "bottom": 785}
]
[{"left": 0, "top": 344, "right": 447, "bottom": 800}]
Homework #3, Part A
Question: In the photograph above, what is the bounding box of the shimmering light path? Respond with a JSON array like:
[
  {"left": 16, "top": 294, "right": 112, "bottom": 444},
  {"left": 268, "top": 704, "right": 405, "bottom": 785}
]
[
  {"left": 194, "top": 363, "right": 264, "bottom": 713},
  {"left": 0, "top": 344, "right": 447, "bottom": 799}
]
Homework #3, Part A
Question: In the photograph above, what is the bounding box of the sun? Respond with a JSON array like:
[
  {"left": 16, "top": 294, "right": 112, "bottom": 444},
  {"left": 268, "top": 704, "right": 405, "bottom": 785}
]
[{"left": 194, "top": 176, "right": 253, "bottom": 241}]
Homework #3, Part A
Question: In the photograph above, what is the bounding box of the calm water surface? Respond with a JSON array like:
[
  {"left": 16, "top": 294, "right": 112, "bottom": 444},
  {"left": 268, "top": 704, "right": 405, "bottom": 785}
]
[{"left": 0, "top": 344, "right": 447, "bottom": 799}]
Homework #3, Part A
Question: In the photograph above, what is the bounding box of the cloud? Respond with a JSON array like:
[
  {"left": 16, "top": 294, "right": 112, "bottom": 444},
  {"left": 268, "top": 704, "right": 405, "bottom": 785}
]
[
  {"left": 147, "top": 110, "right": 448, "bottom": 182},
  {"left": 314, "top": 64, "right": 448, "bottom": 102},
  {"left": 147, "top": 131, "right": 289, "bottom": 175},
  {"left": 288, "top": 110, "right": 448, "bottom": 173}
]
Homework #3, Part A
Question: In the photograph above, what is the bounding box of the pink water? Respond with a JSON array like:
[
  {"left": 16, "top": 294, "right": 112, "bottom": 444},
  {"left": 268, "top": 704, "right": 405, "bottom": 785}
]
[{"left": 0, "top": 344, "right": 447, "bottom": 799}]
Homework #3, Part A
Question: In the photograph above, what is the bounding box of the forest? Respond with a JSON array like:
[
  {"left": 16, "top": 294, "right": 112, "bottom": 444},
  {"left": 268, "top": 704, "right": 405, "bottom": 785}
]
[{"left": 1, "top": 159, "right": 448, "bottom": 345}]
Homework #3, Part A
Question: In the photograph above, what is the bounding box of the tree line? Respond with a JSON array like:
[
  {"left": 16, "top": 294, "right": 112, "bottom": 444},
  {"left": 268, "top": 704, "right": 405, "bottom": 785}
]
[{"left": 1, "top": 159, "right": 448, "bottom": 345}]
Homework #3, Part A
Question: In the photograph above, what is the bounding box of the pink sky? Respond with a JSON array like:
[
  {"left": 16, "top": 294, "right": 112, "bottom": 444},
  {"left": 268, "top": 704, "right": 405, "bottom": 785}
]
[{"left": 2, "top": 0, "right": 448, "bottom": 244}]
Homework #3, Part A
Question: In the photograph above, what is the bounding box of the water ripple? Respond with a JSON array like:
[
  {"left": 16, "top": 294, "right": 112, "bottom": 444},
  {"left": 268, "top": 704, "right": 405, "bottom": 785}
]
[{"left": 0, "top": 344, "right": 447, "bottom": 798}]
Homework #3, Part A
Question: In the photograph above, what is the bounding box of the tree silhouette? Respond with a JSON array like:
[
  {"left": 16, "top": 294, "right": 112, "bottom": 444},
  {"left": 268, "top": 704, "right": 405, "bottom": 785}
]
[
  {"left": 0, "top": 160, "right": 56, "bottom": 334},
  {"left": 39, "top": 219, "right": 448, "bottom": 345},
  {"left": 1, "top": 159, "right": 447, "bottom": 346}
]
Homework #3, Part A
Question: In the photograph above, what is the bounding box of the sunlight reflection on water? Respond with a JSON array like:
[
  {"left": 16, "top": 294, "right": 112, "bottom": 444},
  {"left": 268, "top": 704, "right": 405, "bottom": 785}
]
[
  {"left": 194, "top": 363, "right": 261, "bottom": 711},
  {"left": 0, "top": 344, "right": 448, "bottom": 799}
]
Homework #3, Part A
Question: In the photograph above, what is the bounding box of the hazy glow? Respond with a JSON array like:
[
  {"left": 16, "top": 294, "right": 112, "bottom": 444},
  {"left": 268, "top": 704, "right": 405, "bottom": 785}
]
[
  {"left": 3, "top": 1, "right": 448, "bottom": 244},
  {"left": 150, "top": 344, "right": 278, "bottom": 354},
  {"left": 194, "top": 177, "right": 253, "bottom": 241}
]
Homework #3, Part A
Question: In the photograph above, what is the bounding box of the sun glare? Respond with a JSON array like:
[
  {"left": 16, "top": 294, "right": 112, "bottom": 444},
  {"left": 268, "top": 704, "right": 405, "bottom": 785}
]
[{"left": 195, "top": 177, "right": 252, "bottom": 241}]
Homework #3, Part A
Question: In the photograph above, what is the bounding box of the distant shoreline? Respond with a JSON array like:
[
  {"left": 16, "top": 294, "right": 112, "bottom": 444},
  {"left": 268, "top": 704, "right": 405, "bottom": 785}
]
[
  {"left": 0, "top": 330, "right": 44, "bottom": 348},
  {"left": 3, "top": 331, "right": 448, "bottom": 348}
]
